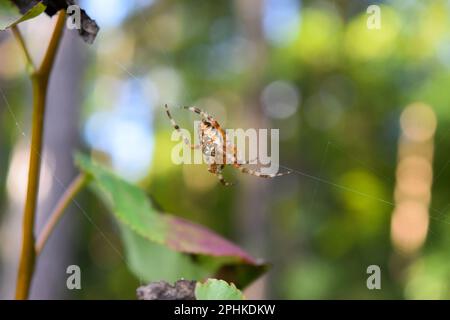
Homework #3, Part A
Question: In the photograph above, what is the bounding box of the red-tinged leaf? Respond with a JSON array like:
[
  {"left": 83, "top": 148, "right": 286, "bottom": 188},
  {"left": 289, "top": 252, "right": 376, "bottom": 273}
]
[
  {"left": 76, "top": 153, "right": 266, "bottom": 288},
  {"left": 164, "top": 215, "right": 259, "bottom": 264}
]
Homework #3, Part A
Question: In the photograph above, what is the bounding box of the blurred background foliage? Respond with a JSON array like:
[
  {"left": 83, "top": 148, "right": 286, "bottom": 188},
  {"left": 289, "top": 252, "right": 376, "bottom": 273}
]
[{"left": 1, "top": 0, "right": 450, "bottom": 299}]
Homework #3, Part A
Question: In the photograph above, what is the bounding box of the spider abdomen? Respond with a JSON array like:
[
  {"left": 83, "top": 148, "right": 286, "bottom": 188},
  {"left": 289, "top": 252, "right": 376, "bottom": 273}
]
[{"left": 199, "top": 124, "right": 225, "bottom": 162}]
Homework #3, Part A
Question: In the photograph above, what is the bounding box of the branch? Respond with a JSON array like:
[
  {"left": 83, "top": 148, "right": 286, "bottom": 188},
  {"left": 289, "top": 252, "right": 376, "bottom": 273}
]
[
  {"left": 39, "top": 10, "right": 66, "bottom": 78},
  {"left": 15, "top": 9, "right": 66, "bottom": 300}
]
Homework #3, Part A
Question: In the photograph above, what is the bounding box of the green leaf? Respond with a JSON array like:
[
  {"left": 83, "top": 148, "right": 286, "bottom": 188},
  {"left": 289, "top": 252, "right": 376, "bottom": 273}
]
[
  {"left": 120, "top": 225, "right": 217, "bottom": 282},
  {"left": 0, "top": 1, "right": 47, "bottom": 31},
  {"left": 195, "top": 279, "right": 244, "bottom": 300},
  {"left": 75, "top": 153, "right": 266, "bottom": 288}
]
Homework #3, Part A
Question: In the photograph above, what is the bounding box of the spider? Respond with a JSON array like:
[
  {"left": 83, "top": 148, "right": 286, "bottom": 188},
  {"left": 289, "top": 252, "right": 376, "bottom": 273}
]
[{"left": 164, "top": 104, "right": 291, "bottom": 186}]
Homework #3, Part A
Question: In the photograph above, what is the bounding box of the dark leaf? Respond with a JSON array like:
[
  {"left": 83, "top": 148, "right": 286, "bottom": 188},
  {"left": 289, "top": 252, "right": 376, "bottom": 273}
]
[{"left": 137, "top": 280, "right": 197, "bottom": 300}]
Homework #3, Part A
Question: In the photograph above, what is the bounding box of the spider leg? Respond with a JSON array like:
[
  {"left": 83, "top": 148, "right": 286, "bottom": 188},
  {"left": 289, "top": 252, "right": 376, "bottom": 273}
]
[
  {"left": 164, "top": 104, "right": 200, "bottom": 149},
  {"left": 209, "top": 162, "right": 233, "bottom": 186},
  {"left": 216, "top": 171, "right": 233, "bottom": 186},
  {"left": 232, "top": 162, "right": 292, "bottom": 178},
  {"left": 183, "top": 106, "right": 215, "bottom": 122},
  {"left": 227, "top": 154, "right": 257, "bottom": 165},
  {"left": 225, "top": 144, "right": 257, "bottom": 165},
  {"left": 239, "top": 158, "right": 258, "bottom": 165}
]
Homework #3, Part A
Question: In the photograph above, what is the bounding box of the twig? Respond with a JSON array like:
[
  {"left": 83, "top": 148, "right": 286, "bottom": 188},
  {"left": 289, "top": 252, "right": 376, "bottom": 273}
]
[
  {"left": 11, "top": 25, "right": 35, "bottom": 72},
  {"left": 39, "top": 11, "right": 66, "bottom": 78},
  {"left": 35, "top": 173, "right": 88, "bottom": 256}
]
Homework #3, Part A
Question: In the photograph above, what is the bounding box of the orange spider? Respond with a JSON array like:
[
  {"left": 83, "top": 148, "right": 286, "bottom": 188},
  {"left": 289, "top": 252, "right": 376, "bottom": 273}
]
[{"left": 165, "top": 104, "right": 291, "bottom": 186}]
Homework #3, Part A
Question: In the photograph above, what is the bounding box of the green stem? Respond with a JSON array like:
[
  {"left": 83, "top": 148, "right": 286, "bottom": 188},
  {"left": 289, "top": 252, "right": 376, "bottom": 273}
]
[
  {"left": 15, "top": 10, "right": 66, "bottom": 300},
  {"left": 11, "top": 25, "right": 36, "bottom": 73},
  {"left": 35, "top": 173, "right": 88, "bottom": 256}
]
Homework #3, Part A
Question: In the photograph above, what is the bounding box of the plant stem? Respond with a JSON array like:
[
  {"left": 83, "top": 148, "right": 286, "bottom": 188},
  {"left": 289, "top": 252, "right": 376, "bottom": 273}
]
[
  {"left": 15, "top": 10, "right": 66, "bottom": 300},
  {"left": 11, "top": 25, "right": 35, "bottom": 72},
  {"left": 35, "top": 173, "right": 88, "bottom": 256},
  {"left": 39, "top": 11, "right": 67, "bottom": 77}
]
